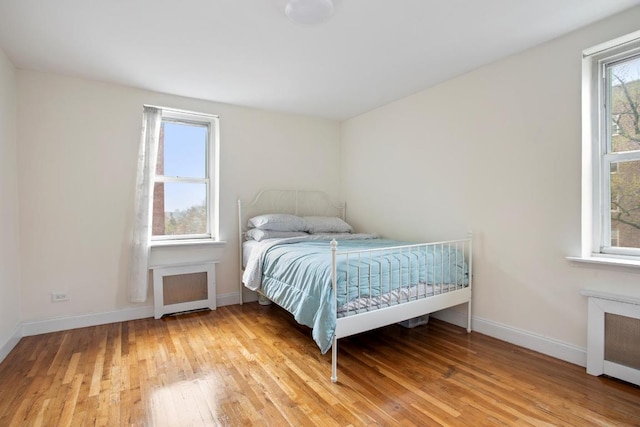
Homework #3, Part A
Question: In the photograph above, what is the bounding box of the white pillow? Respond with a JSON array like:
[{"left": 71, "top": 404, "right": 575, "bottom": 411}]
[
  {"left": 247, "top": 213, "right": 306, "bottom": 231},
  {"left": 303, "top": 216, "right": 353, "bottom": 234},
  {"left": 246, "top": 229, "right": 308, "bottom": 242}
]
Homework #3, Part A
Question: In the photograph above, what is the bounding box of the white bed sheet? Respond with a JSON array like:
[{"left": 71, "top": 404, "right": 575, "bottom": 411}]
[{"left": 242, "top": 240, "right": 261, "bottom": 269}]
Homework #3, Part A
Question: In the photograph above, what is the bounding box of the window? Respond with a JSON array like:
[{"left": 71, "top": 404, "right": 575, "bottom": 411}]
[
  {"left": 151, "top": 109, "right": 219, "bottom": 241},
  {"left": 583, "top": 31, "right": 640, "bottom": 258}
]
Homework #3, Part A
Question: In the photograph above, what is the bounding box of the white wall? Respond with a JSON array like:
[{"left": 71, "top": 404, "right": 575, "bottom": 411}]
[
  {"left": 341, "top": 7, "right": 640, "bottom": 358},
  {"left": 0, "top": 48, "right": 21, "bottom": 357},
  {"left": 17, "top": 70, "right": 341, "bottom": 323}
]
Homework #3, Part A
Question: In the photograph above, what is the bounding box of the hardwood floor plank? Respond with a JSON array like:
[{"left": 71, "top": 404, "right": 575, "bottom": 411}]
[
  {"left": 30, "top": 397, "right": 50, "bottom": 427},
  {"left": 1, "top": 303, "right": 639, "bottom": 426},
  {"left": 58, "top": 374, "right": 84, "bottom": 427}
]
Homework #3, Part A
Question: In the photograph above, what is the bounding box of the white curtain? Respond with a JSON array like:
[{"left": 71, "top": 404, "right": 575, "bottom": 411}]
[{"left": 128, "top": 106, "right": 162, "bottom": 302}]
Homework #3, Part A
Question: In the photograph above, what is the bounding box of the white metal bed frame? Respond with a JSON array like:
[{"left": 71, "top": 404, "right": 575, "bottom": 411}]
[{"left": 238, "top": 189, "right": 472, "bottom": 382}]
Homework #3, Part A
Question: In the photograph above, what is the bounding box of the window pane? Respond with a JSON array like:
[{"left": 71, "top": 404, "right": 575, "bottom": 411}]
[
  {"left": 159, "top": 121, "right": 207, "bottom": 178},
  {"left": 152, "top": 182, "right": 208, "bottom": 236},
  {"left": 609, "top": 55, "right": 640, "bottom": 153},
  {"left": 610, "top": 159, "right": 640, "bottom": 248}
]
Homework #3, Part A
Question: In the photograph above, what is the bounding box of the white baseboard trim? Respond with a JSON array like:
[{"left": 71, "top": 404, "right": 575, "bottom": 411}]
[
  {"left": 432, "top": 308, "right": 587, "bottom": 367},
  {"left": 21, "top": 305, "right": 155, "bottom": 337},
  {"left": 217, "top": 292, "right": 241, "bottom": 307},
  {"left": 0, "top": 324, "right": 23, "bottom": 364},
  {"left": 18, "top": 292, "right": 243, "bottom": 339}
]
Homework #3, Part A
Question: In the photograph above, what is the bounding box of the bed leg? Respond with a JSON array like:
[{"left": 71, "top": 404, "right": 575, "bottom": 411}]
[
  {"left": 467, "top": 301, "right": 472, "bottom": 333},
  {"left": 331, "top": 335, "right": 338, "bottom": 383}
]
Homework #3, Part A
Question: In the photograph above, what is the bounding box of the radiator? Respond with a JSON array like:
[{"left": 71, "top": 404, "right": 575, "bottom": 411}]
[
  {"left": 583, "top": 289, "right": 640, "bottom": 386},
  {"left": 152, "top": 262, "right": 218, "bottom": 319},
  {"left": 162, "top": 272, "right": 209, "bottom": 306},
  {"left": 605, "top": 313, "right": 640, "bottom": 371}
]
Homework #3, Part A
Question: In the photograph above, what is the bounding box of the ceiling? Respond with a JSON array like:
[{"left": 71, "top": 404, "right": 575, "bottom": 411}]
[{"left": 1, "top": 0, "right": 639, "bottom": 120}]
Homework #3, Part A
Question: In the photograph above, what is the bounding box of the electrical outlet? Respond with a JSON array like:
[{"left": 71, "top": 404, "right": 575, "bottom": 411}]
[{"left": 52, "top": 292, "right": 69, "bottom": 302}]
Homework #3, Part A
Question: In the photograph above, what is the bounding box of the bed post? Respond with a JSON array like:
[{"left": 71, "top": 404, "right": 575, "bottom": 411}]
[
  {"left": 467, "top": 231, "right": 473, "bottom": 333},
  {"left": 331, "top": 336, "right": 338, "bottom": 383},
  {"left": 331, "top": 239, "right": 338, "bottom": 383},
  {"left": 238, "top": 198, "right": 243, "bottom": 305}
]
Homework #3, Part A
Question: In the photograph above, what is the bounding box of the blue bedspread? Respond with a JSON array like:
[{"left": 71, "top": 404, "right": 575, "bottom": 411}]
[{"left": 254, "top": 237, "right": 468, "bottom": 354}]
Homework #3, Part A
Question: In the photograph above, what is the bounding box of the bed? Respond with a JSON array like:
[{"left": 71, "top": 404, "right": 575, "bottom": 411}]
[{"left": 238, "top": 189, "right": 472, "bottom": 382}]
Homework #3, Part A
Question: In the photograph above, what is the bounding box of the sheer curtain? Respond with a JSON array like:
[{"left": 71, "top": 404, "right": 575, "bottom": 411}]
[{"left": 128, "top": 106, "right": 162, "bottom": 302}]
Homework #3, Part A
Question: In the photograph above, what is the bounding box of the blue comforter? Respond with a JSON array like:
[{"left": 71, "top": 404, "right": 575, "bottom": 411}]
[{"left": 248, "top": 237, "right": 468, "bottom": 353}]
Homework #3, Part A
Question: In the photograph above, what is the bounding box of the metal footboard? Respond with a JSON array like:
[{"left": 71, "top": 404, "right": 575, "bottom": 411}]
[{"left": 330, "top": 236, "right": 473, "bottom": 382}]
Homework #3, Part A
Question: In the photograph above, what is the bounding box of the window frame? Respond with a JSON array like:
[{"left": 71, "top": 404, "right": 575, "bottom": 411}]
[
  {"left": 582, "top": 30, "right": 640, "bottom": 260},
  {"left": 150, "top": 108, "right": 220, "bottom": 242}
]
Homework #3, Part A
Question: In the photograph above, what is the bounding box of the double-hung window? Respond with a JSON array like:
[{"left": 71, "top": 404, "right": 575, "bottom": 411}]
[
  {"left": 151, "top": 108, "right": 219, "bottom": 241},
  {"left": 582, "top": 31, "right": 640, "bottom": 259}
]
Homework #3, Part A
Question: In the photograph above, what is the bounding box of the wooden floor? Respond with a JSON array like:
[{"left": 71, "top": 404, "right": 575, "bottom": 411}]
[{"left": 1, "top": 304, "right": 639, "bottom": 426}]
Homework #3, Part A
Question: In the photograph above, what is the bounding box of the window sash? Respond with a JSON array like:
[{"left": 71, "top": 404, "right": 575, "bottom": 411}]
[
  {"left": 160, "top": 118, "right": 209, "bottom": 179},
  {"left": 150, "top": 108, "right": 219, "bottom": 241},
  {"left": 151, "top": 181, "right": 210, "bottom": 241},
  {"left": 601, "top": 156, "right": 640, "bottom": 255},
  {"left": 596, "top": 50, "right": 640, "bottom": 256}
]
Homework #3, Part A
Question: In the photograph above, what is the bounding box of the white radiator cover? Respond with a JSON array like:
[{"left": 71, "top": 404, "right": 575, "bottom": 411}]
[
  {"left": 582, "top": 289, "right": 640, "bottom": 387},
  {"left": 152, "top": 262, "right": 218, "bottom": 319}
]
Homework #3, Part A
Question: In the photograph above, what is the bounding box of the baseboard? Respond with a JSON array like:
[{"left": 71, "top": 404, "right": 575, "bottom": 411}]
[
  {"left": 217, "top": 292, "right": 242, "bottom": 307},
  {"left": 20, "top": 292, "right": 242, "bottom": 338},
  {"left": 0, "top": 324, "right": 23, "bottom": 364},
  {"left": 432, "top": 308, "right": 587, "bottom": 367},
  {"left": 21, "top": 305, "right": 155, "bottom": 337}
]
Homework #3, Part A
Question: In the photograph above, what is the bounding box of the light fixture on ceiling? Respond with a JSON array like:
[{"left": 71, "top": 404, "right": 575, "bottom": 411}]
[{"left": 285, "top": 0, "right": 335, "bottom": 26}]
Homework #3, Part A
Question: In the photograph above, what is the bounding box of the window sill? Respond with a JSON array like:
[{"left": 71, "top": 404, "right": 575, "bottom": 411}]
[
  {"left": 566, "top": 255, "right": 640, "bottom": 269},
  {"left": 150, "top": 239, "right": 226, "bottom": 248}
]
